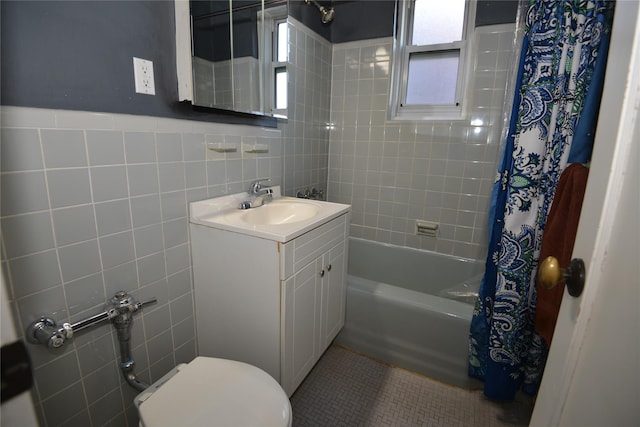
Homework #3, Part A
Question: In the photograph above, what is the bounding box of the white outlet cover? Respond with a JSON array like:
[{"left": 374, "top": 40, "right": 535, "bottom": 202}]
[{"left": 133, "top": 57, "right": 155, "bottom": 95}]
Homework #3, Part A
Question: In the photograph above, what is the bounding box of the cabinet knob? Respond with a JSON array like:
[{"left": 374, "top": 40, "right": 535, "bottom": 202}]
[
  {"left": 326, "top": 264, "right": 332, "bottom": 271},
  {"left": 319, "top": 270, "right": 325, "bottom": 278}
]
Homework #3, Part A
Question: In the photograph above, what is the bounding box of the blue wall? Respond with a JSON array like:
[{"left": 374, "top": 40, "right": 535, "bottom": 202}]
[
  {"left": 0, "top": 1, "right": 275, "bottom": 126},
  {"left": 290, "top": 0, "right": 519, "bottom": 44},
  {"left": 1, "top": 0, "right": 518, "bottom": 123}
]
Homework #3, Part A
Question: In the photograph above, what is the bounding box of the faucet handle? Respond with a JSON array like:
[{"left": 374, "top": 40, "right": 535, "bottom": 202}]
[
  {"left": 134, "top": 297, "right": 158, "bottom": 312},
  {"left": 249, "top": 178, "right": 271, "bottom": 194}
]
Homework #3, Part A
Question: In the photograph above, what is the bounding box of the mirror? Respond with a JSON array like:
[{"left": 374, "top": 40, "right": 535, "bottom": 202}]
[{"left": 183, "top": 0, "right": 288, "bottom": 117}]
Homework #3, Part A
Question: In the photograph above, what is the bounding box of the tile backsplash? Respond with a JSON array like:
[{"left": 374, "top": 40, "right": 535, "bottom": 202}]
[
  {"left": 0, "top": 106, "right": 282, "bottom": 426},
  {"left": 328, "top": 24, "right": 518, "bottom": 260}
]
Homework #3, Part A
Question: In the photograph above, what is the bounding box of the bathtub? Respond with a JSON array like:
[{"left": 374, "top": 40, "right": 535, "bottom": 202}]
[{"left": 335, "top": 238, "right": 485, "bottom": 389}]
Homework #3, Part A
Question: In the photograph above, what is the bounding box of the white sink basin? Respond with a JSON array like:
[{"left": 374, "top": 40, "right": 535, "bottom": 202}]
[
  {"left": 239, "top": 199, "right": 320, "bottom": 225},
  {"left": 189, "top": 186, "right": 351, "bottom": 242}
]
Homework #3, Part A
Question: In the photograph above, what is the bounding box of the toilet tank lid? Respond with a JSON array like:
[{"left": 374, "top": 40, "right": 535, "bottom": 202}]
[{"left": 135, "top": 357, "right": 291, "bottom": 427}]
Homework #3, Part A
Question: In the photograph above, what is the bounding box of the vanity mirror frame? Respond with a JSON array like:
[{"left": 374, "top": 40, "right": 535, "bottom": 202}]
[{"left": 174, "top": 0, "right": 288, "bottom": 118}]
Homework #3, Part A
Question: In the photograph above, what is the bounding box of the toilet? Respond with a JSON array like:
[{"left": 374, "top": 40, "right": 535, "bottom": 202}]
[{"left": 134, "top": 357, "right": 292, "bottom": 427}]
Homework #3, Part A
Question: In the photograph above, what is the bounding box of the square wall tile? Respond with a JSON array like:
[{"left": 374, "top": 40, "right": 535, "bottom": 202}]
[
  {"left": 124, "top": 132, "right": 156, "bottom": 163},
  {"left": 128, "top": 163, "right": 159, "bottom": 196},
  {"left": 41, "top": 129, "right": 87, "bottom": 168},
  {"left": 130, "top": 194, "right": 162, "bottom": 228},
  {"left": 41, "top": 382, "right": 87, "bottom": 427},
  {"left": 185, "top": 161, "right": 207, "bottom": 189},
  {"left": 47, "top": 168, "right": 92, "bottom": 209},
  {"left": 134, "top": 224, "right": 164, "bottom": 258},
  {"left": 137, "top": 252, "right": 166, "bottom": 286},
  {"left": 52, "top": 204, "right": 97, "bottom": 246},
  {"left": 64, "top": 273, "right": 106, "bottom": 316},
  {"left": 160, "top": 191, "right": 187, "bottom": 221},
  {"left": 86, "top": 130, "right": 125, "bottom": 166},
  {"left": 1, "top": 171, "right": 49, "bottom": 215},
  {"left": 169, "top": 292, "right": 193, "bottom": 324},
  {"left": 158, "top": 162, "right": 186, "bottom": 192},
  {"left": 103, "top": 261, "right": 138, "bottom": 297},
  {"left": 9, "top": 250, "right": 61, "bottom": 298},
  {"left": 162, "top": 218, "right": 188, "bottom": 249},
  {"left": 82, "top": 363, "right": 120, "bottom": 405},
  {"left": 99, "top": 231, "right": 135, "bottom": 269},
  {"left": 90, "top": 165, "right": 128, "bottom": 202},
  {"left": 58, "top": 239, "right": 102, "bottom": 282},
  {"left": 2, "top": 211, "right": 55, "bottom": 258},
  {"left": 182, "top": 133, "right": 205, "bottom": 161},
  {"left": 156, "top": 133, "right": 183, "bottom": 162},
  {"left": 88, "top": 388, "right": 125, "bottom": 427},
  {"left": 172, "top": 316, "right": 195, "bottom": 348},
  {"left": 94, "top": 199, "right": 132, "bottom": 236},
  {"left": 1, "top": 128, "right": 43, "bottom": 171}
]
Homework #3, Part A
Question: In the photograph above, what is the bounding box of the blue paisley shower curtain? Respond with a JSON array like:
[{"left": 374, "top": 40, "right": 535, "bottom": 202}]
[{"left": 468, "top": 0, "right": 614, "bottom": 400}]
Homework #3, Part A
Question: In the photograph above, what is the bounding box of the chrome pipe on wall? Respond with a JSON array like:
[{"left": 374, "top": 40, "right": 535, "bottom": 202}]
[{"left": 26, "top": 290, "right": 157, "bottom": 391}]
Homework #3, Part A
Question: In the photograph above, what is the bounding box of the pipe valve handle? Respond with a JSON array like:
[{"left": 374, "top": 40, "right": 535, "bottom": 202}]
[
  {"left": 27, "top": 317, "right": 67, "bottom": 349},
  {"left": 135, "top": 298, "right": 158, "bottom": 311}
]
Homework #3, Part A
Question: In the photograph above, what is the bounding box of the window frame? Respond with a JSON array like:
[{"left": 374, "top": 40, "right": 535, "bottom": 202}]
[
  {"left": 259, "top": 6, "right": 288, "bottom": 119},
  {"left": 389, "top": 0, "right": 477, "bottom": 121}
]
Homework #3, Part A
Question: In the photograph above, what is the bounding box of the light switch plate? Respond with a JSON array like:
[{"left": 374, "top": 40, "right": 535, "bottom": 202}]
[{"left": 133, "top": 57, "right": 155, "bottom": 95}]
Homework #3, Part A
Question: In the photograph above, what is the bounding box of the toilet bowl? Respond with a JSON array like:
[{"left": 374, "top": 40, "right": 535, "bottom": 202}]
[{"left": 134, "top": 357, "right": 292, "bottom": 427}]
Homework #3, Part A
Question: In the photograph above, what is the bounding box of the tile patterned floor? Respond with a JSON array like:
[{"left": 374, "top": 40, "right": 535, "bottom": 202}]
[{"left": 290, "top": 345, "right": 534, "bottom": 427}]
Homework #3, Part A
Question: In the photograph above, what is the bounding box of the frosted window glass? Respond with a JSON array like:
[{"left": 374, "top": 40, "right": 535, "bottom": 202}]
[
  {"left": 277, "top": 21, "right": 288, "bottom": 62},
  {"left": 275, "top": 68, "right": 287, "bottom": 109},
  {"left": 411, "top": 0, "right": 465, "bottom": 46},
  {"left": 406, "top": 51, "right": 459, "bottom": 105}
]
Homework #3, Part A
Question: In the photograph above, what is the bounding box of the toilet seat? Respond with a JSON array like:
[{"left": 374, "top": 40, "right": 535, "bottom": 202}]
[{"left": 135, "top": 357, "right": 292, "bottom": 427}]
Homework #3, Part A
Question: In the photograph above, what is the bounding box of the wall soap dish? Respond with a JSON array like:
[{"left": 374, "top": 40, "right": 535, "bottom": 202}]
[
  {"left": 416, "top": 220, "right": 438, "bottom": 237},
  {"left": 207, "top": 142, "right": 237, "bottom": 153},
  {"left": 243, "top": 144, "right": 269, "bottom": 154}
]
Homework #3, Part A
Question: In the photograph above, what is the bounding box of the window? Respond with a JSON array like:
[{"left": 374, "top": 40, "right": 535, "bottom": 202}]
[
  {"left": 389, "top": 0, "right": 476, "bottom": 120},
  {"left": 273, "top": 18, "right": 288, "bottom": 115},
  {"left": 260, "top": 6, "right": 288, "bottom": 118}
]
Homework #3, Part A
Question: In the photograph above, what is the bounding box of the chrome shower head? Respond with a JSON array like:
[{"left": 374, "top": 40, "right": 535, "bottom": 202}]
[
  {"left": 304, "top": 0, "right": 335, "bottom": 24},
  {"left": 320, "top": 6, "right": 335, "bottom": 23}
]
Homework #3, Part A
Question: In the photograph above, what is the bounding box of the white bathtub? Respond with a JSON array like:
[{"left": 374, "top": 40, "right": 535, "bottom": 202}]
[{"left": 335, "top": 238, "right": 484, "bottom": 389}]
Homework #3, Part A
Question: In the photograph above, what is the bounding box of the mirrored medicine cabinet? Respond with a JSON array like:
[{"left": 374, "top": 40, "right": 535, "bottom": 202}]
[{"left": 175, "top": 0, "right": 288, "bottom": 118}]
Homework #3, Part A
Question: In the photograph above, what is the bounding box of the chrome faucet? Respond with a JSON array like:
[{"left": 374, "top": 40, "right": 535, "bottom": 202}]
[
  {"left": 239, "top": 178, "right": 273, "bottom": 209},
  {"left": 296, "top": 187, "right": 325, "bottom": 200}
]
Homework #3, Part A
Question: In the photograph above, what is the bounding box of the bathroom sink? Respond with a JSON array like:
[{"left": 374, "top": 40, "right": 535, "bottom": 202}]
[
  {"left": 239, "top": 199, "right": 320, "bottom": 225},
  {"left": 189, "top": 186, "right": 351, "bottom": 242}
]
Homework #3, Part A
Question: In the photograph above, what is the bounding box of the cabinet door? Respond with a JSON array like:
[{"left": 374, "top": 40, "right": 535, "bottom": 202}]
[
  {"left": 321, "top": 241, "right": 347, "bottom": 350},
  {"left": 281, "top": 259, "right": 322, "bottom": 396}
]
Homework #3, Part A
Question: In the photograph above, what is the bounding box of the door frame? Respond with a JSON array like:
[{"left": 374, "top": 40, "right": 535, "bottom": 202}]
[{"left": 530, "top": 1, "right": 640, "bottom": 425}]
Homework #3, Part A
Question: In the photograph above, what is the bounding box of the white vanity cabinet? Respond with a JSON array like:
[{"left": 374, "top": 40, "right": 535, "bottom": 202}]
[{"left": 190, "top": 210, "right": 349, "bottom": 397}]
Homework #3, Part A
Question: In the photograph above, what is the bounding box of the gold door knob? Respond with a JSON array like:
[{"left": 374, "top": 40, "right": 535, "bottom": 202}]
[{"left": 538, "top": 256, "right": 586, "bottom": 297}]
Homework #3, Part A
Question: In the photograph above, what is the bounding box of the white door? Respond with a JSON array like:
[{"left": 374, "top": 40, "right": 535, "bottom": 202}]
[
  {"left": 530, "top": 1, "right": 640, "bottom": 425},
  {"left": 1, "top": 269, "right": 40, "bottom": 426}
]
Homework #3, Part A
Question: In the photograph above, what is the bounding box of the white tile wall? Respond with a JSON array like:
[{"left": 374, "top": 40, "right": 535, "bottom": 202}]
[
  {"left": 328, "top": 25, "right": 518, "bottom": 260},
  {"left": 280, "top": 17, "right": 332, "bottom": 197},
  {"left": 0, "top": 106, "right": 281, "bottom": 426}
]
